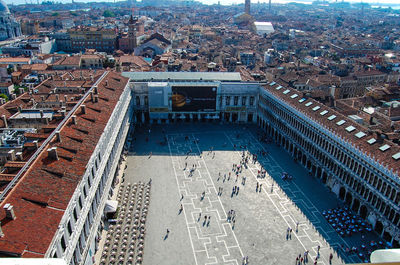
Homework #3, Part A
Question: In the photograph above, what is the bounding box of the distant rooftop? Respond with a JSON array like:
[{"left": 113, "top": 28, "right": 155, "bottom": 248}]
[{"left": 122, "top": 72, "right": 242, "bottom": 82}]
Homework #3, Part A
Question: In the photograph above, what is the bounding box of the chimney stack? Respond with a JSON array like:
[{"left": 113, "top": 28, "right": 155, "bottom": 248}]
[
  {"left": 105, "top": 80, "right": 108, "bottom": 87},
  {"left": 16, "top": 152, "right": 23, "bottom": 161},
  {"left": 56, "top": 94, "right": 59, "bottom": 101},
  {"left": 40, "top": 110, "right": 44, "bottom": 118},
  {"left": 94, "top": 86, "right": 98, "bottom": 94},
  {"left": 2, "top": 115, "right": 7, "bottom": 128},
  {"left": 72, "top": 115, "right": 77, "bottom": 125},
  {"left": 47, "top": 147, "right": 58, "bottom": 160},
  {"left": 64, "top": 95, "right": 68, "bottom": 103},
  {"left": 81, "top": 105, "right": 86, "bottom": 114},
  {"left": 41, "top": 95, "right": 45, "bottom": 101},
  {"left": 7, "top": 150, "right": 15, "bottom": 161},
  {"left": 0, "top": 221, "right": 4, "bottom": 237},
  {"left": 34, "top": 140, "right": 39, "bottom": 149},
  {"left": 4, "top": 204, "right": 16, "bottom": 220},
  {"left": 94, "top": 95, "right": 99, "bottom": 103},
  {"left": 55, "top": 131, "right": 61, "bottom": 142}
]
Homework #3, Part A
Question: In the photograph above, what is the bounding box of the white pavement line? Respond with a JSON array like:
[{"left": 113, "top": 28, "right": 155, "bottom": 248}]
[
  {"left": 223, "top": 131, "right": 330, "bottom": 265},
  {"left": 246, "top": 130, "right": 350, "bottom": 259},
  {"left": 191, "top": 133, "right": 245, "bottom": 259},
  {"left": 167, "top": 137, "right": 200, "bottom": 265}
]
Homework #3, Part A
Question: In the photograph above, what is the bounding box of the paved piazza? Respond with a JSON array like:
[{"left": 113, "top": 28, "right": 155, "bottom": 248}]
[{"left": 123, "top": 123, "right": 378, "bottom": 265}]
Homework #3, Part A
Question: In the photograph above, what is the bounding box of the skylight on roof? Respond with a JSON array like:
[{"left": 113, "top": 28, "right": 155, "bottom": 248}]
[
  {"left": 393, "top": 152, "right": 400, "bottom": 160},
  {"left": 328, "top": 115, "right": 336, "bottom": 121},
  {"left": 355, "top": 132, "right": 366, "bottom": 138},
  {"left": 345, "top": 126, "right": 356, "bottom": 132},
  {"left": 305, "top": 102, "right": 313, "bottom": 107},
  {"left": 276, "top": 85, "right": 282, "bottom": 90},
  {"left": 299, "top": 98, "right": 306, "bottom": 103},
  {"left": 269, "top": 81, "right": 276, "bottom": 86},
  {"left": 290, "top": 94, "right": 298, "bottom": 99},
  {"left": 320, "top": 110, "right": 328, "bottom": 116},
  {"left": 336, "top": 120, "right": 346, "bottom": 126},
  {"left": 283, "top": 89, "right": 290, "bottom": 94},
  {"left": 367, "top": 138, "right": 377, "bottom": 145},
  {"left": 312, "top": 106, "right": 320, "bottom": 111},
  {"left": 379, "top": 144, "right": 390, "bottom": 152}
]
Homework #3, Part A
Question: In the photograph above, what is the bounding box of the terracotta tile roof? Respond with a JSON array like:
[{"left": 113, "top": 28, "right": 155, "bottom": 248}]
[
  {"left": 0, "top": 93, "right": 34, "bottom": 128},
  {"left": 0, "top": 71, "right": 129, "bottom": 257},
  {"left": 263, "top": 82, "right": 400, "bottom": 173},
  {"left": 0, "top": 58, "right": 30, "bottom": 63}
]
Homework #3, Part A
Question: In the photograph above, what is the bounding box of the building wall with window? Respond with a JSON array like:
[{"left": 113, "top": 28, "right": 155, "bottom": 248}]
[
  {"left": 257, "top": 82, "right": 400, "bottom": 247},
  {"left": 46, "top": 81, "right": 133, "bottom": 265},
  {"left": 69, "top": 27, "right": 117, "bottom": 53}
]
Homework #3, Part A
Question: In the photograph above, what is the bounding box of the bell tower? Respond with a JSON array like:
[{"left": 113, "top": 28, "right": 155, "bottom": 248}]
[{"left": 128, "top": 14, "right": 138, "bottom": 52}]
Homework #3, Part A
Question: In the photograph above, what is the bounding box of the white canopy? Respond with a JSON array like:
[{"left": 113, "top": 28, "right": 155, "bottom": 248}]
[
  {"left": 104, "top": 200, "right": 118, "bottom": 214},
  {"left": 371, "top": 249, "right": 400, "bottom": 263}
]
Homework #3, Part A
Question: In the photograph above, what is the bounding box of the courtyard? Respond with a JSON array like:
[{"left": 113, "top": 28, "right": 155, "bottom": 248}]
[{"left": 120, "top": 123, "right": 381, "bottom": 265}]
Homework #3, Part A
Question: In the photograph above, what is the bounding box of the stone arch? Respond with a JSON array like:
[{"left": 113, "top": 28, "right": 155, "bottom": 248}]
[
  {"left": 375, "top": 220, "right": 383, "bottom": 235},
  {"left": 322, "top": 171, "right": 328, "bottom": 184},
  {"left": 383, "top": 231, "right": 392, "bottom": 242},
  {"left": 345, "top": 192, "right": 353, "bottom": 205},
  {"left": 307, "top": 160, "right": 312, "bottom": 170},
  {"left": 352, "top": 198, "right": 360, "bottom": 213},
  {"left": 360, "top": 205, "right": 368, "bottom": 219}
]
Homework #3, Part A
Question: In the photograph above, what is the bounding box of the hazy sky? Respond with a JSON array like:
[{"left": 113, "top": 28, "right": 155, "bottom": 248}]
[{"left": 5, "top": 0, "right": 400, "bottom": 7}]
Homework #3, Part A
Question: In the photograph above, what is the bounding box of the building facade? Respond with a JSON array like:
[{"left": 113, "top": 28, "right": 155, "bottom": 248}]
[
  {"left": 0, "top": 0, "right": 21, "bottom": 41},
  {"left": 69, "top": 27, "right": 117, "bottom": 53},
  {"left": 257, "top": 81, "right": 400, "bottom": 248},
  {"left": 1, "top": 37, "right": 56, "bottom": 57},
  {"left": 123, "top": 72, "right": 259, "bottom": 124}
]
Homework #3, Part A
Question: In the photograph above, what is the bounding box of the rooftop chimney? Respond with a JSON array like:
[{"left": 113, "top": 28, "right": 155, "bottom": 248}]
[
  {"left": 41, "top": 95, "right": 45, "bottom": 101},
  {"left": 7, "top": 150, "right": 15, "bottom": 161},
  {"left": 47, "top": 147, "right": 58, "bottom": 160},
  {"left": 55, "top": 131, "right": 61, "bottom": 142},
  {"left": 4, "top": 203, "right": 16, "bottom": 220},
  {"left": 2, "top": 115, "right": 7, "bottom": 128},
  {"left": 81, "top": 105, "right": 86, "bottom": 114},
  {"left": 64, "top": 95, "right": 68, "bottom": 103},
  {"left": 16, "top": 152, "right": 23, "bottom": 161},
  {"left": 94, "top": 95, "right": 99, "bottom": 103},
  {"left": 33, "top": 140, "right": 39, "bottom": 149},
  {"left": 91, "top": 92, "right": 94, "bottom": 103},
  {"left": 105, "top": 80, "right": 108, "bottom": 87},
  {"left": 0, "top": 221, "right": 4, "bottom": 237},
  {"left": 72, "top": 115, "right": 77, "bottom": 125},
  {"left": 56, "top": 94, "right": 60, "bottom": 101},
  {"left": 40, "top": 110, "right": 44, "bottom": 118}
]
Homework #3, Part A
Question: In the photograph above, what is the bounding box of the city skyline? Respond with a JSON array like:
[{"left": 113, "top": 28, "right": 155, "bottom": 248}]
[{"left": 5, "top": 0, "right": 400, "bottom": 7}]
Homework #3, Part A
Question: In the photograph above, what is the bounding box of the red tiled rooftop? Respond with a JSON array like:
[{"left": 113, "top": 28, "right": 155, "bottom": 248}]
[
  {"left": 263, "top": 82, "right": 400, "bottom": 173},
  {"left": 0, "top": 71, "right": 129, "bottom": 257}
]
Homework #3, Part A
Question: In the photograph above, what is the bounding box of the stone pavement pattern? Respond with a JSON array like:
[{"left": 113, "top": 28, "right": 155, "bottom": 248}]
[{"left": 120, "top": 124, "right": 377, "bottom": 265}]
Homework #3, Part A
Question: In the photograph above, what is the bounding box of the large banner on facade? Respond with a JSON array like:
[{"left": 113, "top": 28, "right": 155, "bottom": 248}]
[{"left": 171, "top": 86, "right": 217, "bottom": 112}]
